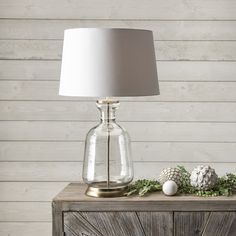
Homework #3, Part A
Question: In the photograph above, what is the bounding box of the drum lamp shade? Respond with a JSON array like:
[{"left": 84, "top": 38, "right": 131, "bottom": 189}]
[{"left": 59, "top": 28, "right": 159, "bottom": 97}]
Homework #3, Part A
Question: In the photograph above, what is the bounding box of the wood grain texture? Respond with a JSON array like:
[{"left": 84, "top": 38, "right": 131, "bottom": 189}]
[
  {"left": 1, "top": 40, "right": 236, "bottom": 61},
  {"left": 64, "top": 212, "right": 103, "bottom": 236},
  {"left": 0, "top": 40, "right": 62, "bottom": 60},
  {"left": 137, "top": 212, "right": 173, "bottom": 236},
  {"left": 81, "top": 212, "right": 146, "bottom": 236},
  {"left": 1, "top": 101, "right": 236, "bottom": 122},
  {"left": 2, "top": 184, "right": 235, "bottom": 224},
  {"left": 1, "top": 204, "right": 234, "bottom": 235},
  {"left": 0, "top": 202, "right": 51, "bottom": 221},
  {"left": 1, "top": 20, "right": 236, "bottom": 40},
  {"left": 1, "top": 121, "right": 236, "bottom": 142},
  {"left": 1, "top": 142, "right": 236, "bottom": 163},
  {"left": 0, "top": 162, "right": 235, "bottom": 181},
  {"left": 2, "top": 81, "right": 236, "bottom": 101},
  {"left": 174, "top": 212, "right": 236, "bottom": 236},
  {"left": 0, "top": 0, "right": 235, "bottom": 20},
  {"left": 2, "top": 198, "right": 235, "bottom": 225},
  {"left": 202, "top": 212, "right": 236, "bottom": 236},
  {"left": 64, "top": 211, "right": 236, "bottom": 236},
  {"left": 53, "top": 183, "right": 236, "bottom": 211},
  {"left": 52, "top": 201, "right": 64, "bottom": 236},
  {"left": 53, "top": 184, "right": 236, "bottom": 236},
  {"left": 174, "top": 212, "right": 210, "bottom": 236},
  {"left": 0, "top": 223, "right": 51, "bottom": 236},
  {"left": 0, "top": 60, "right": 60, "bottom": 81},
  {"left": 1, "top": 60, "right": 236, "bottom": 82},
  {"left": 1, "top": 0, "right": 236, "bottom": 235},
  {"left": 0, "top": 182, "right": 68, "bottom": 201}
]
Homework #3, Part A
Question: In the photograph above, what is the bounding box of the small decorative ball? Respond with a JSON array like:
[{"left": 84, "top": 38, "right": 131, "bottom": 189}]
[
  {"left": 190, "top": 165, "right": 218, "bottom": 190},
  {"left": 162, "top": 180, "right": 178, "bottom": 196},
  {"left": 159, "top": 167, "right": 182, "bottom": 186}
]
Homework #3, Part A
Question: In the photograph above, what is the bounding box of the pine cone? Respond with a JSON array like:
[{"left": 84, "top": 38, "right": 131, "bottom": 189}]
[
  {"left": 190, "top": 165, "right": 218, "bottom": 190},
  {"left": 158, "top": 168, "right": 182, "bottom": 186}
]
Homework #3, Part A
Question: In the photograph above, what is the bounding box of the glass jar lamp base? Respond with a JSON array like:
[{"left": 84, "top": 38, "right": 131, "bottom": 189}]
[
  {"left": 83, "top": 99, "right": 133, "bottom": 198},
  {"left": 85, "top": 182, "right": 128, "bottom": 198}
]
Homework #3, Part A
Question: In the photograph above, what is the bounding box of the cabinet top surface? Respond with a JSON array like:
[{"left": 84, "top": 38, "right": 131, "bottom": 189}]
[{"left": 53, "top": 183, "right": 236, "bottom": 203}]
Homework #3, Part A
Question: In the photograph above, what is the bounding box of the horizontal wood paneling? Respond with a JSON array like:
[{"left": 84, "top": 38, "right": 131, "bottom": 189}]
[
  {"left": 0, "top": 40, "right": 62, "bottom": 60},
  {"left": 1, "top": 0, "right": 236, "bottom": 234},
  {"left": 0, "top": 121, "right": 236, "bottom": 142},
  {"left": 1, "top": 81, "right": 236, "bottom": 101},
  {"left": 0, "top": 162, "right": 235, "bottom": 182},
  {"left": 0, "top": 202, "right": 51, "bottom": 221},
  {"left": 0, "top": 0, "right": 235, "bottom": 20},
  {"left": 0, "top": 182, "right": 68, "bottom": 201},
  {"left": 1, "top": 40, "right": 236, "bottom": 61},
  {"left": 1, "top": 60, "right": 236, "bottom": 82},
  {"left": 0, "top": 162, "right": 85, "bottom": 181},
  {"left": 1, "top": 20, "right": 236, "bottom": 40},
  {"left": 1, "top": 142, "right": 236, "bottom": 163},
  {"left": 0, "top": 60, "right": 60, "bottom": 81},
  {"left": 1, "top": 101, "right": 236, "bottom": 122},
  {"left": 0, "top": 223, "right": 51, "bottom": 236},
  {"left": 155, "top": 41, "right": 236, "bottom": 61}
]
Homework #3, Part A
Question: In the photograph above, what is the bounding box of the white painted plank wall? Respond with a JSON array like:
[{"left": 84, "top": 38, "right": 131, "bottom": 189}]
[
  {"left": 0, "top": 1, "right": 236, "bottom": 235},
  {"left": 1, "top": 40, "right": 236, "bottom": 60}
]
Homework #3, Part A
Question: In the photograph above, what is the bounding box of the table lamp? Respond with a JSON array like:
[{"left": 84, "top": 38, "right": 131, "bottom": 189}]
[{"left": 59, "top": 28, "right": 159, "bottom": 197}]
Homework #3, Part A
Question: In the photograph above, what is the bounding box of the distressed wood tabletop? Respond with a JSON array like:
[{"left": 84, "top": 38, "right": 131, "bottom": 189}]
[{"left": 53, "top": 183, "right": 236, "bottom": 211}]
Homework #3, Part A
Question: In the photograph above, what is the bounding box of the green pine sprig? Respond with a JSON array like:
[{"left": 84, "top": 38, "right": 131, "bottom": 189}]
[
  {"left": 124, "top": 179, "right": 161, "bottom": 196},
  {"left": 124, "top": 166, "right": 236, "bottom": 197},
  {"left": 176, "top": 165, "right": 194, "bottom": 194}
]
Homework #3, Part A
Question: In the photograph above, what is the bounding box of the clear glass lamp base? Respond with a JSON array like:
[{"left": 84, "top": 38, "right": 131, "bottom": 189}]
[{"left": 82, "top": 99, "right": 133, "bottom": 197}]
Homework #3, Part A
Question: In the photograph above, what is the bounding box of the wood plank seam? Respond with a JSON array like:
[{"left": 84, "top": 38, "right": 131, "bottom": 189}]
[
  {"left": 201, "top": 211, "right": 212, "bottom": 236},
  {"left": 135, "top": 212, "right": 147, "bottom": 236}
]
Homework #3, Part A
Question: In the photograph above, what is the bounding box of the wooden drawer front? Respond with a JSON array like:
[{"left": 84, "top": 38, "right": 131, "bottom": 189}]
[
  {"left": 64, "top": 211, "right": 173, "bottom": 236},
  {"left": 174, "top": 212, "right": 236, "bottom": 236}
]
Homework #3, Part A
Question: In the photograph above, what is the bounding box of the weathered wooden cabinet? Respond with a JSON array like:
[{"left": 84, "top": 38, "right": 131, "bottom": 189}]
[{"left": 52, "top": 183, "right": 236, "bottom": 236}]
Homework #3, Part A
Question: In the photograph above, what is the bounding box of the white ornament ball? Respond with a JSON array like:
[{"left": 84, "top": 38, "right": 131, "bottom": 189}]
[{"left": 162, "top": 180, "right": 178, "bottom": 196}]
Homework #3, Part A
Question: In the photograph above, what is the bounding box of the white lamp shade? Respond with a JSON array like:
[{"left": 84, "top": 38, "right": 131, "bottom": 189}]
[{"left": 59, "top": 28, "right": 159, "bottom": 97}]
